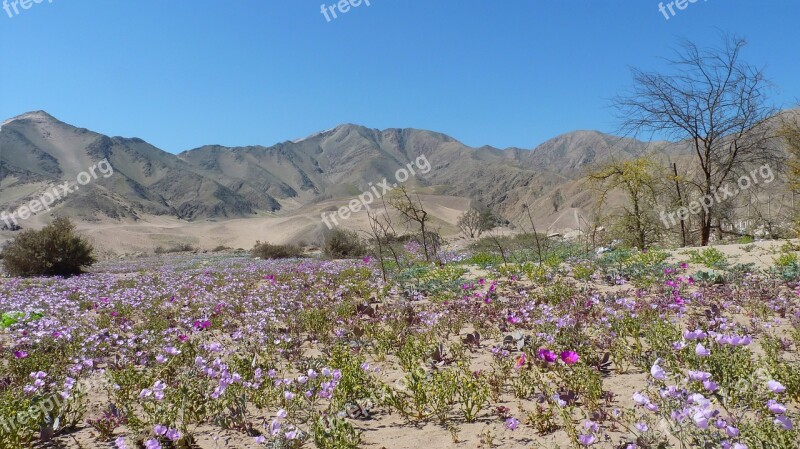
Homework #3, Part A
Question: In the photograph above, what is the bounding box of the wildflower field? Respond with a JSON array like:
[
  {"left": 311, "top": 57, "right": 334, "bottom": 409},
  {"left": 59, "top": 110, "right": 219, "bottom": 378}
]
[{"left": 1, "top": 243, "right": 800, "bottom": 449}]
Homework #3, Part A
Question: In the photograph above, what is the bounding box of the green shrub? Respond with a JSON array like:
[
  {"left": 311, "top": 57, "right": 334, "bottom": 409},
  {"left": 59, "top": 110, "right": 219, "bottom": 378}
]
[
  {"left": 323, "top": 228, "right": 367, "bottom": 259},
  {"left": 770, "top": 251, "right": 800, "bottom": 281},
  {"left": 686, "top": 247, "right": 729, "bottom": 269},
  {"left": 251, "top": 241, "right": 303, "bottom": 259},
  {"left": 736, "top": 235, "right": 755, "bottom": 244},
  {"left": 1, "top": 217, "right": 96, "bottom": 277}
]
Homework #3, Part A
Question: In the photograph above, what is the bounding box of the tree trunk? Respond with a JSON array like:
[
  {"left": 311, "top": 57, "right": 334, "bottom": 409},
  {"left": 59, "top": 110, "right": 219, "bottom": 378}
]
[{"left": 672, "top": 163, "right": 687, "bottom": 247}]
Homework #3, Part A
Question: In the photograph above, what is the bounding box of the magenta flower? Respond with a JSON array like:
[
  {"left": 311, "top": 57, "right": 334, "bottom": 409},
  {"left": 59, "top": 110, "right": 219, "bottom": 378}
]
[
  {"left": 13, "top": 350, "right": 28, "bottom": 359},
  {"left": 537, "top": 348, "right": 557, "bottom": 363},
  {"left": 560, "top": 350, "right": 579, "bottom": 365}
]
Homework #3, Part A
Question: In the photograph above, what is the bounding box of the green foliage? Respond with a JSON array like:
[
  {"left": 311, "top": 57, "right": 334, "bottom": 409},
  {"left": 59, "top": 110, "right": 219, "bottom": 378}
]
[
  {"left": 1, "top": 217, "right": 96, "bottom": 277},
  {"left": 395, "top": 264, "right": 467, "bottom": 299},
  {"left": 770, "top": 249, "right": 800, "bottom": 281},
  {"left": 736, "top": 235, "right": 755, "bottom": 244},
  {"left": 685, "top": 247, "right": 729, "bottom": 269},
  {"left": 0, "top": 311, "right": 43, "bottom": 329},
  {"left": 251, "top": 241, "right": 304, "bottom": 259},
  {"left": 324, "top": 228, "right": 368, "bottom": 259},
  {"left": 312, "top": 415, "right": 362, "bottom": 449},
  {"left": 464, "top": 252, "right": 503, "bottom": 269}
]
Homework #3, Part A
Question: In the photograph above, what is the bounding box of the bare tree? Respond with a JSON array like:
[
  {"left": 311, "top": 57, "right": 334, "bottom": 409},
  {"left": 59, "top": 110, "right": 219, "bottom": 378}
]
[
  {"left": 388, "top": 186, "right": 435, "bottom": 262},
  {"left": 615, "top": 35, "right": 780, "bottom": 245},
  {"left": 457, "top": 208, "right": 483, "bottom": 239}
]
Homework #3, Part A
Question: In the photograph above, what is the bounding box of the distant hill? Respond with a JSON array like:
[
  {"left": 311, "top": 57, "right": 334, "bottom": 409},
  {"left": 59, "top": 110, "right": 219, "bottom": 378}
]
[{"left": 2, "top": 110, "right": 792, "bottom": 240}]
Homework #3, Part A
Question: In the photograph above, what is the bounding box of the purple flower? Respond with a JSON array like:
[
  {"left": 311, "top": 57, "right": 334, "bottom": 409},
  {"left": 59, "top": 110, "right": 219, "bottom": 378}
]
[
  {"left": 504, "top": 417, "right": 520, "bottom": 430},
  {"left": 650, "top": 360, "right": 666, "bottom": 380},
  {"left": 767, "top": 400, "right": 786, "bottom": 415},
  {"left": 767, "top": 380, "right": 786, "bottom": 393},
  {"left": 695, "top": 343, "right": 711, "bottom": 357},
  {"left": 578, "top": 434, "right": 596, "bottom": 446},
  {"left": 144, "top": 439, "right": 161, "bottom": 449},
  {"left": 684, "top": 329, "right": 707, "bottom": 340},
  {"left": 165, "top": 428, "right": 181, "bottom": 442},
  {"left": 688, "top": 370, "right": 712, "bottom": 382},
  {"left": 114, "top": 437, "right": 127, "bottom": 449},
  {"left": 774, "top": 415, "right": 793, "bottom": 430}
]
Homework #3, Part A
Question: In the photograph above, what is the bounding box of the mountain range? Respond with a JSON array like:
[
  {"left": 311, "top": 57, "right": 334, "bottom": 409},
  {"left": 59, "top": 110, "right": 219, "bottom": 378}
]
[{"left": 0, "top": 110, "right": 792, "bottom": 251}]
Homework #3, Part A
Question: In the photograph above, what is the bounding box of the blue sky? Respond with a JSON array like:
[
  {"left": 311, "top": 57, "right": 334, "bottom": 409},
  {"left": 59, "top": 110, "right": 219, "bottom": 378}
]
[{"left": 1, "top": 1, "right": 798, "bottom": 153}]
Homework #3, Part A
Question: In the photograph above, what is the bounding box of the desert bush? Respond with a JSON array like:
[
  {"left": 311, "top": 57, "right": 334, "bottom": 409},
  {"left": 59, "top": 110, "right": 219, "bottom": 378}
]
[
  {"left": 251, "top": 241, "right": 304, "bottom": 259},
  {"left": 154, "top": 243, "right": 196, "bottom": 254},
  {"left": 324, "top": 228, "right": 367, "bottom": 259},
  {"left": 685, "top": 247, "right": 729, "bottom": 269},
  {"left": 1, "top": 217, "right": 96, "bottom": 277}
]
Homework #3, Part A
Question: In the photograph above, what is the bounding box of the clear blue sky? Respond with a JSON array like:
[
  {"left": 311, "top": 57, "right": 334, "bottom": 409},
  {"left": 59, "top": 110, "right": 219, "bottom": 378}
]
[{"left": 1, "top": 1, "right": 798, "bottom": 153}]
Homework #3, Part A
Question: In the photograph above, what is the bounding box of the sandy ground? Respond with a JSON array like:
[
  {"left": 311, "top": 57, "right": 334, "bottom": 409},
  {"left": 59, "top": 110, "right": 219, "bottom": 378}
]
[{"left": 0, "top": 194, "right": 471, "bottom": 258}]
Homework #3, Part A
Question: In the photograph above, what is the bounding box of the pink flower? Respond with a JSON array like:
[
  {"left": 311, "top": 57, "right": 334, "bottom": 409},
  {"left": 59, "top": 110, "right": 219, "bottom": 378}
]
[
  {"left": 537, "top": 348, "right": 557, "bottom": 363},
  {"left": 560, "top": 351, "right": 579, "bottom": 365}
]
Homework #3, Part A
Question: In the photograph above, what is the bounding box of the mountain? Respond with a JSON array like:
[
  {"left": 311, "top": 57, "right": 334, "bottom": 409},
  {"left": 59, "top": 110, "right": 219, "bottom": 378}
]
[{"left": 0, "top": 110, "right": 706, "bottom": 238}]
